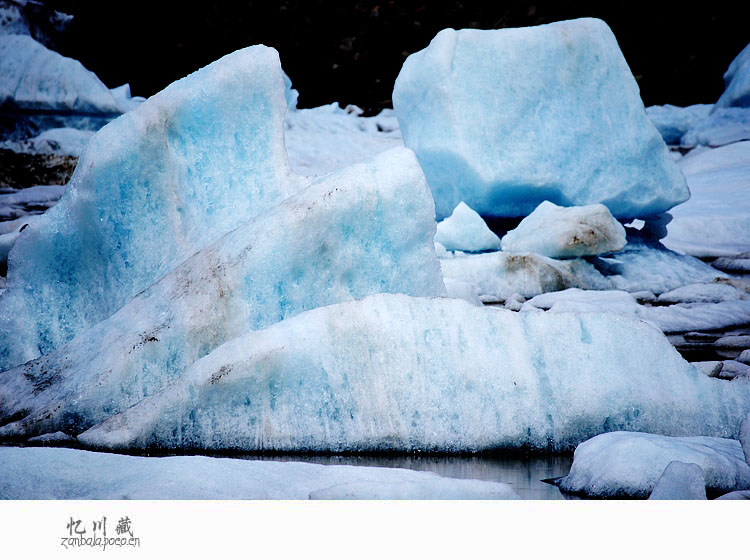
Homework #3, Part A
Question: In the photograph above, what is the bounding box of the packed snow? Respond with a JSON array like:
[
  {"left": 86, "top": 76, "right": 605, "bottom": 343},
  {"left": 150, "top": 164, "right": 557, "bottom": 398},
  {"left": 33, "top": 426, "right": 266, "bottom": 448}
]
[
  {"left": 647, "top": 461, "right": 707, "bottom": 500},
  {"left": 393, "top": 18, "right": 688, "bottom": 220},
  {"left": 0, "top": 447, "right": 519, "bottom": 500},
  {"left": 73, "top": 294, "right": 750, "bottom": 453},
  {"left": 557, "top": 431, "right": 750, "bottom": 498},
  {"left": 434, "top": 201, "right": 502, "bottom": 252},
  {"left": 500, "top": 201, "right": 626, "bottom": 258}
]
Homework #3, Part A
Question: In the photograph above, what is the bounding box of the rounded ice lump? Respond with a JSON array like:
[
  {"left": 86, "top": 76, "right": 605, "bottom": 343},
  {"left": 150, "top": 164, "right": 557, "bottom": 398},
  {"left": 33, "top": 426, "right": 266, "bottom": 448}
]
[{"left": 393, "top": 18, "right": 689, "bottom": 221}]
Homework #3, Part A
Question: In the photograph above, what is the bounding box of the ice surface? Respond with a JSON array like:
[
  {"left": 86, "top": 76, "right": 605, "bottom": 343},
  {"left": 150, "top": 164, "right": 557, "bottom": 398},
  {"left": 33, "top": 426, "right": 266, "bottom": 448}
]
[
  {"left": 393, "top": 18, "right": 688, "bottom": 220},
  {"left": 715, "top": 43, "right": 750, "bottom": 110},
  {"left": 0, "top": 447, "right": 518, "bottom": 499},
  {"left": 76, "top": 294, "right": 750, "bottom": 453},
  {"left": 645, "top": 104, "right": 713, "bottom": 145},
  {"left": 716, "top": 490, "right": 750, "bottom": 499},
  {"left": 0, "top": 184, "right": 66, "bottom": 220},
  {"left": 0, "top": 127, "right": 95, "bottom": 156},
  {"left": 443, "top": 277, "right": 482, "bottom": 306},
  {"left": 712, "top": 253, "right": 750, "bottom": 273},
  {"left": 284, "top": 103, "right": 402, "bottom": 176},
  {"left": 0, "top": 45, "right": 306, "bottom": 370},
  {"left": 740, "top": 413, "right": 750, "bottom": 465},
  {"left": 109, "top": 83, "right": 145, "bottom": 113},
  {"left": 681, "top": 107, "right": 750, "bottom": 148},
  {"left": 501, "top": 201, "right": 626, "bottom": 258},
  {"left": 663, "top": 142, "right": 750, "bottom": 257},
  {"left": 0, "top": 34, "right": 120, "bottom": 113},
  {"left": 692, "top": 361, "right": 723, "bottom": 378},
  {"left": 522, "top": 289, "right": 642, "bottom": 316},
  {"left": 648, "top": 461, "right": 707, "bottom": 500},
  {"left": 434, "top": 201, "right": 502, "bottom": 252},
  {"left": 440, "top": 251, "right": 609, "bottom": 301},
  {"left": 282, "top": 71, "right": 298, "bottom": 110},
  {"left": 656, "top": 282, "right": 746, "bottom": 304},
  {"left": 557, "top": 431, "right": 750, "bottom": 498},
  {"left": 0, "top": 148, "right": 445, "bottom": 437}
]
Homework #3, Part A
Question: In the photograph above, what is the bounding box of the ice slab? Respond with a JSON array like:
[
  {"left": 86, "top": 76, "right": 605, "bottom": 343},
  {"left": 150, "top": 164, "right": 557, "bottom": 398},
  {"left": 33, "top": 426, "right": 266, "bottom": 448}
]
[
  {"left": 76, "top": 294, "right": 750, "bottom": 453},
  {"left": 715, "top": 43, "right": 750, "bottom": 110},
  {"left": 656, "top": 282, "right": 746, "bottom": 304},
  {"left": 284, "top": 103, "right": 402, "bottom": 177},
  {"left": 0, "top": 45, "right": 305, "bottom": 370},
  {"left": 663, "top": 142, "right": 750, "bottom": 258},
  {"left": 647, "top": 461, "right": 707, "bottom": 500},
  {"left": 501, "top": 201, "right": 626, "bottom": 258},
  {"left": 0, "top": 148, "right": 445, "bottom": 438},
  {"left": 646, "top": 104, "right": 713, "bottom": 145},
  {"left": 440, "top": 251, "right": 609, "bottom": 301},
  {"left": 557, "top": 431, "right": 750, "bottom": 498},
  {"left": 0, "top": 447, "right": 518, "bottom": 499},
  {"left": 434, "top": 201, "right": 502, "bottom": 252},
  {"left": 681, "top": 107, "right": 750, "bottom": 148},
  {"left": 0, "top": 34, "right": 120, "bottom": 113},
  {"left": 393, "top": 18, "right": 688, "bottom": 220}
]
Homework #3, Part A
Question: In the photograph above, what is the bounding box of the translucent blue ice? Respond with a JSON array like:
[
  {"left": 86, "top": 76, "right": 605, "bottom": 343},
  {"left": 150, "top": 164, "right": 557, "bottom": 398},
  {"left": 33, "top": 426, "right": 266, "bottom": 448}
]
[
  {"left": 393, "top": 18, "right": 689, "bottom": 220},
  {"left": 715, "top": 42, "right": 750, "bottom": 110}
]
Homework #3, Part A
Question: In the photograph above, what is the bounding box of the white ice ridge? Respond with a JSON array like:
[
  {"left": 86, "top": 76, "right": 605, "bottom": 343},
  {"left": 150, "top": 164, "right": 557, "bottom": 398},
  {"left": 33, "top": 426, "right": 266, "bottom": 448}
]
[
  {"left": 500, "top": 201, "right": 626, "bottom": 258},
  {"left": 393, "top": 18, "right": 688, "bottom": 220},
  {"left": 0, "top": 148, "right": 445, "bottom": 438},
  {"left": 434, "top": 201, "right": 502, "bottom": 252},
  {"left": 0, "top": 447, "right": 518, "bottom": 500},
  {"left": 0, "top": 34, "right": 121, "bottom": 113},
  {"left": 557, "top": 431, "right": 750, "bottom": 498},
  {"left": 77, "top": 294, "right": 750, "bottom": 453},
  {"left": 0, "top": 45, "right": 305, "bottom": 370}
]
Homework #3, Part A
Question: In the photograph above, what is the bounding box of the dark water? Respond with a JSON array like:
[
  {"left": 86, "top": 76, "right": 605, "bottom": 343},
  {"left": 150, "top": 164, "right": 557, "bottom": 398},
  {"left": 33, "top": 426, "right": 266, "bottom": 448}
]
[{"left": 228, "top": 453, "right": 574, "bottom": 500}]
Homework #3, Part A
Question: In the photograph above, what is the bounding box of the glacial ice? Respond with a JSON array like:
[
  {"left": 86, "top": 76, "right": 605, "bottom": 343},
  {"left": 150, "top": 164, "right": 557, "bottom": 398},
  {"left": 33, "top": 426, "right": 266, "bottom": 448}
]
[
  {"left": 0, "top": 447, "right": 518, "bottom": 499},
  {"left": 715, "top": 43, "right": 750, "bottom": 110},
  {"left": 434, "top": 202, "right": 502, "bottom": 252},
  {"left": 0, "top": 34, "right": 120, "bottom": 113},
  {"left": 500, "top": 201, "right": 626, "bottom": 258},
  {"left": 392, "top": 18, "right": 688, "bottom": 220},
  {"left": 0, "top": 127, "right": 95, "bottom": 156},
  {"left": 647, "top": 461, "right": 707, "bottom": 500},
  {"left": 0, "top": 148, "right": 445, "bottom": 438},
  {"left": 656, "top": 282, "right": 746, "bottom": 304},
  {"left": 741, "top": 413, "right": 750, "bottom": 465},
  {"left": 109, "top": 83, "right": 145, "bottom": 113},
  {"left": 75, "top": 294, "right": 750, "bottom": 453},
  {"left": 663, "top": 142, "right": 750, "bottom": 257},
  {"left": 0, "top": 45, "right": 306, "bottom": 370},
  {"left": 681, "top": 107, "right": 750, "bottom": 148},
  {"left": 646, "top": 104, "right": 713, "bottom": 145},
  {"left": 557, "top": 431, "right": 750, "bottom": 498}
]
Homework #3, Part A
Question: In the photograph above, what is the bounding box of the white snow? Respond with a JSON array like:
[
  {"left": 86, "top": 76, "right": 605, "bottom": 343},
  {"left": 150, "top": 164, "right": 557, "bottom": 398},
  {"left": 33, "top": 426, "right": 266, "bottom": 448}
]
[
  {"left": 0, "top": 447, "right": 518, "bottom": 500},
  {"left": 393, "top": 18, "right": 687, "bottom": 220},
  {"left": 557, "top": 431, "right": 750, "bottom": 498},
  {"left": 434, "top": 201, "right": 502, "bottom": 252},
  {"left": 71, "top": 294, "right": 750, "bottom": 453},
  {"left": 500, "top": 201, "right": 626, "bottom": 258},
  {"left": 647, "top": 461, "right": 707, "bottom": 500}
]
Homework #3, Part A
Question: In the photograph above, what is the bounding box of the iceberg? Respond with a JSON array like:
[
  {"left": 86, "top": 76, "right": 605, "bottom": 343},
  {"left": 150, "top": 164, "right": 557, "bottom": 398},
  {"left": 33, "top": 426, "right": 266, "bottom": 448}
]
[
  {"left": 0, "top": 45, "right": 305, "bottom": 370},
  {"left": 0, "top": 447, "right": 518, "bottom": 500},
  {"left": 76, "top": 294, "right": 750, "bottom": 453},
  {"left": 500, "top": 201, "right": 626, "bottom": 258},
  {"left": 0, "top": 34, "right": 120, "bottom": 113},
  {"left": 0, "top": 148, "right": 445, "bottom": 438},
  {"left": 434, "top": 201, "right": 502, "bottom": 252},
  {"left": 393, "top": 18, "right": 688, "bottom": 220},
  {"left": 647, "top": 461, "right": 707, "bottom": 500},
  {"left": 557, "top": 431, "right": 750, "bottom": 498},
  {"left": 715, "top": 43, "right": 750, "bottom": 110}
]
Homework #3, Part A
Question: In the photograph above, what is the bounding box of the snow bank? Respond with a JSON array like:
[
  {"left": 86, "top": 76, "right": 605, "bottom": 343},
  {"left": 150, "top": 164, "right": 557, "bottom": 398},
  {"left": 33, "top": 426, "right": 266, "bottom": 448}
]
[
  {"left": 557, "top": 431, "right": 750, "bottom": 498},
  {"left": 393, "top": 18, "right": 687, "bottom": 220},
  {"left": 0, "top": 447, "right": 518, "bottom": 500},
  {"left": 501, "top": 201, "right": 626, "bottom": 258},
  {"left": 76, "top": 294, "right": 750, "bottom": 453}
]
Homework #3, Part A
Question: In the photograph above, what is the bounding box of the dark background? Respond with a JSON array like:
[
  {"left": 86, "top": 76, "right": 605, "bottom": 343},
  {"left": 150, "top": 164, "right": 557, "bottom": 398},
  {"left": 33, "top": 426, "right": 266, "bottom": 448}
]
[{"left": 44, "top": 1, "right": 748, "bottom": 115}]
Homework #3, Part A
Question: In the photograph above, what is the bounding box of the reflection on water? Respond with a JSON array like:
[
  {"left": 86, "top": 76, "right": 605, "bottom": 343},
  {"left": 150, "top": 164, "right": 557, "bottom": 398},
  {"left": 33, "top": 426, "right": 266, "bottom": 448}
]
[{"left": 230, "top": 453, "right": 573, "bottom": 500}]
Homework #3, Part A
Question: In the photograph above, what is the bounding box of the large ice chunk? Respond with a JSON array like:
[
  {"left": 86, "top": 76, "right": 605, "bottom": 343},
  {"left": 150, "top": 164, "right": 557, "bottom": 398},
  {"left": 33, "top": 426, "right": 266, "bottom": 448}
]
[
  {"left": 0, "top": 447, "right": 518, "bottom": 499},
  {"left": 557, "top": 432, "right": 750, "bottom": 498},
  {"left": 715, "top": 43, "right": 750, "bottom": 110},
  {"left": 393, "top": 18, "right": 688, "bottom": 220},
  {"left": 0, "top": 148, "right": 445, "bottom": 438},
  {"left": 647, "top": 462, "right": 707, "bottom": 500},
  {"left": 500, "top": 201, "right": 626, "bottom": 258},
  {"left": 0, "top": 34, "right": 120, "bottom": 113},
  {"left": 0, "top": 45, "right": 304, "bottom": 370},
  {"left": 77, "top": 294, "right": 750, "bottom": 453},
  {"left": 434, "top": 201, "right": 502, "bottom": 252},
  {"left": 646, "top": 104, "right": 713, "bottom": 145}
]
